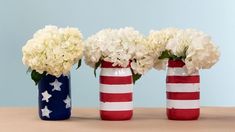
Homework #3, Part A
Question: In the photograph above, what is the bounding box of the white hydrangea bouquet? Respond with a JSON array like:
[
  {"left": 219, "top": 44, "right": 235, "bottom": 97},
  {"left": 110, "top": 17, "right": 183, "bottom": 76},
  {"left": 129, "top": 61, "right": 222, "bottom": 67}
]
[
  {"left": 22, "top": 25, "right": 84, "bottom": 84},
  {"left": 148, "top": 28, "right": 220, "bottom": 120},
  {"left": 148, "top": 28, "right": 220, "bottom": 73},
  {"left": 84, "top": 27, "right": 155, "bottom": 83}
]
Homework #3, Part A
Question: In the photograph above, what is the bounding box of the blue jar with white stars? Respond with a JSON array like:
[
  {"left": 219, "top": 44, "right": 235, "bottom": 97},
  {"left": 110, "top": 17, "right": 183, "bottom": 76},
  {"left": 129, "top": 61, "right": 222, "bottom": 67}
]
[{"left": 38, "top": 74, "right": 71, "bottom": 120}]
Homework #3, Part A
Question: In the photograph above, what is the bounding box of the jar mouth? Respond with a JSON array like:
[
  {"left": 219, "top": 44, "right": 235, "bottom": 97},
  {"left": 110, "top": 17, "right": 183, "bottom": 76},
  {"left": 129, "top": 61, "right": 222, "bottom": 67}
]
[
  {"left": 168, "top": 60, "right": 185, "bottom": 68},
  {"left": 101, "top": 60, "right": 131, "bottom": 68}
]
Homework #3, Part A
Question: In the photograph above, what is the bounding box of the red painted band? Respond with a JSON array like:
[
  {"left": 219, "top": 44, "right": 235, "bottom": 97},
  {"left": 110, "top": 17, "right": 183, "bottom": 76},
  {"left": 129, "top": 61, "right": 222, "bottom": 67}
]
[
  {"left": 100, "top": 92, "right": 132, "bottom": 102},
  {"left": 167, "top": 92, "right": 200, "bottom": 100},
  {"left": 100, "top": 76, "right": 133, "bottom": 85},
  {"left": 167, "top": 108, "right": 200, "bottom": 120},
  {"left": 100, "top": 110, "right": 133, "bottom": 120},
  {"left": 166, "top": 76, "right": 200, "bottom": 83},
  {"left": 168, "top": 60, "right": 185, "bottom": 68},
  {"left": 101, "top": 61, "right": 131, "bottom": 68}
]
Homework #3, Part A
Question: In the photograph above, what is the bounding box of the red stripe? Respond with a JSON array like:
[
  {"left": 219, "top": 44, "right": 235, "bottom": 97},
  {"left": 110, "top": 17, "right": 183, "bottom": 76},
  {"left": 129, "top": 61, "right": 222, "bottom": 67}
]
[
  {"left": 101, "top": 61, "right": 131, "bottom": 68},
  {"left": 100, "top": 76, "right": 132, "bottom": 84},
  {"left": 167, "top": 108, "right": 200, "bottom": 120},
  {"left": 100, "top": 110, "right": 133, "bottom": 120},
  {"left": 168, "top": 60, "right": 185, "bottom": 68},
  {"left": 166, "top": 76, "right": 200, "bottom": 83},
  {"left": 100, "top": 92, "right": 132, "bottom": 102},
  {"left": 167, "top": 92, "right": 200, "bottom": 100}
]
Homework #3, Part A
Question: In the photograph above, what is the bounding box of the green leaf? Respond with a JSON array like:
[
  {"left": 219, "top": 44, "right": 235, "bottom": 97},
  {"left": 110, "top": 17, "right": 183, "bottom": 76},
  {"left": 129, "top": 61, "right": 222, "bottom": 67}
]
[
  {"left": 159, "top": 50, "right": 184, "bottom": 60},
  {"left": 171, "top": 54, "right": 179, "bottom": 60},
  {"left": 31, "top": 70, "right": 46, "bottom": 85},
  {"left": 131, "top": 69, "right": 142, "bottom": 84},
  {"left": 76, "top": 59, "right": 82, "bottom": 69},
  {"left": 158, "top": 50, "right": 171, "bottom": 59},
  {"left": 26, "top": 67, "right": 32, "bottom": 74},
  {"left": 94, "top": 60, "right": 101, "bottom": 77}
]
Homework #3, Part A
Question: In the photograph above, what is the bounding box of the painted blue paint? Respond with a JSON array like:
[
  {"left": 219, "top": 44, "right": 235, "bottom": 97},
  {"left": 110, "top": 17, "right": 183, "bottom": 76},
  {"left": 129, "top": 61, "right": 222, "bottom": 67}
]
[{"left": 38, "top": 74, "right": 71, "bottom": 120}]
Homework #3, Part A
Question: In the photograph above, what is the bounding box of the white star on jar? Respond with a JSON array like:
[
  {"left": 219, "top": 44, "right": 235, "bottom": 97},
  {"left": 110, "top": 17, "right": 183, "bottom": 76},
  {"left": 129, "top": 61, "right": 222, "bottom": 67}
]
[
  {"left": 41, "top": 106, "right": 52, "bottom": 118},
  {"left": 63, "top": 95, "right": 71, "bottom": 109},
  {"left": 50, "top": 79, "right": 62, "bottom": 91},
  {"left": 41, "top": 90, "right": 52, "bottom": 102}
]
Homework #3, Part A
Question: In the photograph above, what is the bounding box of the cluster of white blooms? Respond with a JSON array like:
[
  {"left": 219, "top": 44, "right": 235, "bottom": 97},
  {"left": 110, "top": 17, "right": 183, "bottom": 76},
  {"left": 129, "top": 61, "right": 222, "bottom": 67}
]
[
  {"left": 166, "top": 29, "right": 220, "bottom": 74},
  {"left": 84, "top": 27, "right": 154, "bottom": 74},
  {"left": 131, "top": 38, "right": 155, "bottom": 74},
  {"left": 147, "top": 28, "right": 180, "bottom": 70},
  {"left": 22, "top": 25, "right": 84, "bottom": 77},
  {"left": 148, "top": 28, "right": 220, "bottom": 74}
]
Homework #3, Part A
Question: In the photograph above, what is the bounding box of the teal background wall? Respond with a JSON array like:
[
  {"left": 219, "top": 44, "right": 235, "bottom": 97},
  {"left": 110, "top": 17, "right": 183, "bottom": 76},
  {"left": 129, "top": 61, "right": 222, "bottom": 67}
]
[{"left": 0, "top": 0, "right": 234, "bottom": 107}]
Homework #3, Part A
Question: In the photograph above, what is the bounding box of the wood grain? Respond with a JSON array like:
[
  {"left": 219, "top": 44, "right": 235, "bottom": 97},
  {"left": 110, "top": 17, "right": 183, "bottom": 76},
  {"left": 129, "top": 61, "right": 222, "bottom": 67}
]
[{"left": 0, "top": 107, "right": 235, "bottom": 132}]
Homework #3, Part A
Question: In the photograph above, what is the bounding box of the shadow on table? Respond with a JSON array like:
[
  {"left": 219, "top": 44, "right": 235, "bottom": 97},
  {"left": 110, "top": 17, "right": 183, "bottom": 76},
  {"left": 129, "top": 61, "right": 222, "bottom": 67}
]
[{"left": 70, "top": 116, "right": 100, "bottom": 121}]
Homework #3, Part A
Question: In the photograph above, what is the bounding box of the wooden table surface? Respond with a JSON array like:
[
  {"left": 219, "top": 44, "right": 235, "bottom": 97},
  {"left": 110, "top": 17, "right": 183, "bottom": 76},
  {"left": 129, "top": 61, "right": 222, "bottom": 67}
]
[{"left": 0, "top": 107, "right": 235, "bottom": 132}]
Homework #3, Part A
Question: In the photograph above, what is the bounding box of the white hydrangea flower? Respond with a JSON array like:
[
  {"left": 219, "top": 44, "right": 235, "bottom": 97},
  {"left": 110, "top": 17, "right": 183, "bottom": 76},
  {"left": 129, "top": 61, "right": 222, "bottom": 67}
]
[
  {"left": 84, "top": 27, "right": 154, "bottom": 75},
  {"left": 22, "top": 25, "right": 84, "bottom": 77},
  {"left": 166, "top": 28, "right": 220, "bottom": 74},
  {"left": 147, "top": 28, "right": 181, "bottom": 70},
  {"left": 148, "top": 28, "right": 220, "bottom": 74},
  {"left": 131, "top": 38, "right": 155, "bottom": 74}
]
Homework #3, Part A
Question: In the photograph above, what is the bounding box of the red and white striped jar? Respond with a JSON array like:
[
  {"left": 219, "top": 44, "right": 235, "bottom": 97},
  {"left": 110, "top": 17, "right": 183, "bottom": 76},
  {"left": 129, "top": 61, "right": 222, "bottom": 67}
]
[
  {"left": 166, "top": 60, "right": 200, "bottom": 120},
  {"left": 99, "top": 61, "right": 133, "bottom": 120}
]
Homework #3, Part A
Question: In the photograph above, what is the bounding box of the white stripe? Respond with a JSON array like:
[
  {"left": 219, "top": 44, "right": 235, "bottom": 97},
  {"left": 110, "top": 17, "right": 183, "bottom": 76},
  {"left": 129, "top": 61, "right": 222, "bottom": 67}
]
[
  {"left": 166, "top": 83, "right": 200, "bottom": 92},
  {"left": 167, "top": 67, "right": 199, "bottom": 76},
  {"left": 167, "top": 100, "right": 200, "bottom": 109},
  {"left": 100, "top": 84, "right": 133, "bottom": 93},
  {"left": 100, "top": 68, "right": 132, "bottom": 77},
  {"left": 100, "top": 102, "right": 133, "bottom": 111}
]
